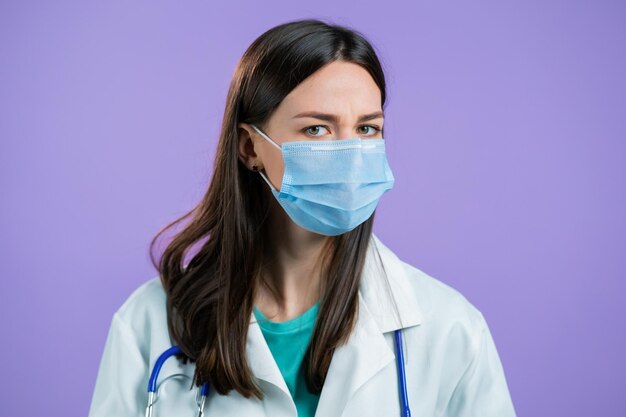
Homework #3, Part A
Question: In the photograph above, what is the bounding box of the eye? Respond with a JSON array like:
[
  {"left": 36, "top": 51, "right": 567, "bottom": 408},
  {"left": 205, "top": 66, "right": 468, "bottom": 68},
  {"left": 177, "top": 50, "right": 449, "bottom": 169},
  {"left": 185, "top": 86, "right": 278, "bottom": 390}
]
[
  {"left": 302, "top": 125, "right": 330, "bottom": 137},
  {"left": 357, "top": 125, "right": 383, "bottom": 136}
]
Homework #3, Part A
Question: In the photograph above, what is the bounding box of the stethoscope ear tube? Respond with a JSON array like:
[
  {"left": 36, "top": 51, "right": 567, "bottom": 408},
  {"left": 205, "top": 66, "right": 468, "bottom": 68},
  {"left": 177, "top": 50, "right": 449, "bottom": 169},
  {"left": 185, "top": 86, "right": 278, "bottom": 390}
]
[
  {"left": 148, "top": 346, "right": 183, "bottom": 393},
  {"left": 146, "top": 345, "right": 209, "bottom": 417},
  {"left": 196, "top": 382, "right": 210, "bottom": 417},
  {"left": 146, "top": 346, "right": 182, "bottom": 417}
]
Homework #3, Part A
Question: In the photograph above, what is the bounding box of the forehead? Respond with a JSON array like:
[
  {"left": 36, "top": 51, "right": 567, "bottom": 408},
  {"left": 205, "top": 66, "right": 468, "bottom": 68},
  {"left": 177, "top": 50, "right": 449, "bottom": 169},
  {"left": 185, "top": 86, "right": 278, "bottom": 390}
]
[{"left": 276, "top": 61, "right": 382, "bottom": 117}]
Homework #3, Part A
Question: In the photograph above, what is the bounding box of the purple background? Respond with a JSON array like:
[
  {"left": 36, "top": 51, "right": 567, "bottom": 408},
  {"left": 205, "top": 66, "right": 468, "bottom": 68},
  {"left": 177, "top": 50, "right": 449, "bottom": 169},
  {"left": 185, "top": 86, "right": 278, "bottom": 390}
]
[{"left": 1, "top": 1, "right": 624, "bottom": 416}]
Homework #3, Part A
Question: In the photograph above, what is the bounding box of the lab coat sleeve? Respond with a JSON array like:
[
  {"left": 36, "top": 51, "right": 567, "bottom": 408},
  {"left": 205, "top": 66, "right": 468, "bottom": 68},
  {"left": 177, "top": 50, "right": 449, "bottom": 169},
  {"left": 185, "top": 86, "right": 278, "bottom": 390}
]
[
  {"left": 444, "top": 312, "right": 517, "bottom": 417},
  {"left": 88, "top": 311, "right": 149, "bottom": 417}
]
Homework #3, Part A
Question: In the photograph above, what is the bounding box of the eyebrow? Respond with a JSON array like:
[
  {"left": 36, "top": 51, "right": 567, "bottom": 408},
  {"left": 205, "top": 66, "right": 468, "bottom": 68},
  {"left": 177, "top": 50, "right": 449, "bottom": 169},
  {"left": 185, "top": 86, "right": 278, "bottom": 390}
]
[{"left": 292, "top": 111, "right": 384, "bottom": 123}]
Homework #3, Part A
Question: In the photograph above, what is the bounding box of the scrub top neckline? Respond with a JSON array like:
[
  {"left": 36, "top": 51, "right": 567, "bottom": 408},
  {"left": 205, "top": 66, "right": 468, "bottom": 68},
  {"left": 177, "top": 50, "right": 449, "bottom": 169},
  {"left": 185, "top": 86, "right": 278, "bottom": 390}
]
[{"left": 253, "top": 301, "right": 320, "bottom": 334}]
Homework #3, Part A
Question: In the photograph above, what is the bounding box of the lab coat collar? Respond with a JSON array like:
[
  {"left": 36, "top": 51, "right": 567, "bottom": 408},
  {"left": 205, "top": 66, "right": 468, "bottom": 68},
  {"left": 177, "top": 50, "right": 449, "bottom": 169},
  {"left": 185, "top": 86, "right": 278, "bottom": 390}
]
[
  {"left": 246, "top": 232, "right": 424, "bottom": 415},
  {"left": 248, "top": 232, "right": 423, "bottom": 330},
  {"left": 354, "top": 232, "right": 424, "bottom": 332}
]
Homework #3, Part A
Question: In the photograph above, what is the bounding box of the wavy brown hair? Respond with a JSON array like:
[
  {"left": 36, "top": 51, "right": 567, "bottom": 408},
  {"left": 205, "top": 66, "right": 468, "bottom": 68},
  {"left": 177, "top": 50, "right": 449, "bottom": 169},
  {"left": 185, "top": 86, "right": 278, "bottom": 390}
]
[{"left": 149, "top": 18, "right": 390, "bottom": 399}]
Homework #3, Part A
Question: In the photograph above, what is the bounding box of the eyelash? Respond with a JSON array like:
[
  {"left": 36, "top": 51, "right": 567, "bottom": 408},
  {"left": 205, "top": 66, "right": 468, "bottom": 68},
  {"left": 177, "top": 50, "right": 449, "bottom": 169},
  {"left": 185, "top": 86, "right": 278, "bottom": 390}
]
[{"left": 301, "top": 125, "right": 382, "bottom": 136}]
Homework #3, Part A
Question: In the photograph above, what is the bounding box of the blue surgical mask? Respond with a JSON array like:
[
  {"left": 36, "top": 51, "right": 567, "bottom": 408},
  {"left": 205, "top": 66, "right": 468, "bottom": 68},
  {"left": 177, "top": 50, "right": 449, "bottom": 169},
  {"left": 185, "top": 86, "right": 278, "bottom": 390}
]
[{"left": 250, "top": 124, "right": 395, "bottom": 236}]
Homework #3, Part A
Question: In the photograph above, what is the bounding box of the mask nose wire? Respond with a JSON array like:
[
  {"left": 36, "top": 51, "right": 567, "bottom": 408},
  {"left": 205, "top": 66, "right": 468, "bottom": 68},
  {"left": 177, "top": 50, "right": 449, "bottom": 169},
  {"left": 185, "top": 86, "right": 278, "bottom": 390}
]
[{"left": 249, "top": 124, "right": 280, "bottom": 193}]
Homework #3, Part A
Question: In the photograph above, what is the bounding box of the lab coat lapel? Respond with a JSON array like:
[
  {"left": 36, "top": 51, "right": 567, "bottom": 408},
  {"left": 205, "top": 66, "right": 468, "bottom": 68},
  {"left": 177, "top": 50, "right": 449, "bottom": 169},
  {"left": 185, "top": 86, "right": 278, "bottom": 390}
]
[
  {"left": 313, "top": 291, "right": 396, "bottom": 417},
  {"left": 247, "top": 313, "right": 293, "bottom": 398},
  {"left": 314, "top": 233, "right": 424, "bottom": 417}
]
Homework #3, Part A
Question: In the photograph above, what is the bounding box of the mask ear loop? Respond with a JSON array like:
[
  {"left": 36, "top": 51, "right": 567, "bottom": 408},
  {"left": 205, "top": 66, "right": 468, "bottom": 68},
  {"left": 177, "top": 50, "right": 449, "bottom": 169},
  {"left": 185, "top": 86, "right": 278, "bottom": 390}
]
[
  {"left": 257, "top": 169, "right": 278, "bottom": 193},
  {"left": 250, "top": 124, "right": 282, "bottom": 150},
  {"left": 249, "top": 124, "right": 280, "bottom": 193}
]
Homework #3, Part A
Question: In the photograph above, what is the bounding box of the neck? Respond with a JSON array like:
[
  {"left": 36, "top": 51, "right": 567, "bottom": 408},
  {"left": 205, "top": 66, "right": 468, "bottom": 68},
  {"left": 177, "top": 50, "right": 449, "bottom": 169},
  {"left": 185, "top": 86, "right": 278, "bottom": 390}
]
[{"left": 255, "top": 203, "right": 329, "bottom": 322}]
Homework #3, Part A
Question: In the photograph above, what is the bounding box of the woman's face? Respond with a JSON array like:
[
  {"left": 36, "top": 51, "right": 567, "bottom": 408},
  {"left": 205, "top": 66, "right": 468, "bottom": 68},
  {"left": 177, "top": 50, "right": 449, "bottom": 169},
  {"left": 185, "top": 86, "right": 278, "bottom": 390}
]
[{"left": 238, "top": 60, "right": 384, "bottom": 192}]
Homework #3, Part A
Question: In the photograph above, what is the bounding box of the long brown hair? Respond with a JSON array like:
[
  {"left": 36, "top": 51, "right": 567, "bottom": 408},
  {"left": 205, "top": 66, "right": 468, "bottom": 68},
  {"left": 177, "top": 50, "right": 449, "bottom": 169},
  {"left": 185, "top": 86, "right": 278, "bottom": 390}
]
[{"left": 149, "top": 18, "right": 389, "bottom": 399}]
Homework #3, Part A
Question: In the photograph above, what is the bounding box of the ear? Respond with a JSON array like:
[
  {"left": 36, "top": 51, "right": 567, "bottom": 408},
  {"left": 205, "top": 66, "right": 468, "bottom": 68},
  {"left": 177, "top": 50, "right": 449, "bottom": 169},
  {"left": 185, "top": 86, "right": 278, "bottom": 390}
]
[{"left": 237, "top": 123, "right": 261, "bottom": 170}]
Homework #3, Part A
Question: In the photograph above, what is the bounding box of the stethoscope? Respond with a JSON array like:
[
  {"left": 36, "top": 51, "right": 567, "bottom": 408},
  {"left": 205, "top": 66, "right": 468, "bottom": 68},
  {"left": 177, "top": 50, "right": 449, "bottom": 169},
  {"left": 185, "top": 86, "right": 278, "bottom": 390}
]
[{"left": 146, "top": 329, "right": 411, "bottom": 417}]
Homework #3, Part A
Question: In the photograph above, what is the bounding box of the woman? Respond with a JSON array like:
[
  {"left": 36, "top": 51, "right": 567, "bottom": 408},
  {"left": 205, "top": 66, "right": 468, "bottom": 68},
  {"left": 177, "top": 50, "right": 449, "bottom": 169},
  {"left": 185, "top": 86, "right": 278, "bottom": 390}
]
[{"left": 88, "top": 19, "right": 517, "bottom": 417}]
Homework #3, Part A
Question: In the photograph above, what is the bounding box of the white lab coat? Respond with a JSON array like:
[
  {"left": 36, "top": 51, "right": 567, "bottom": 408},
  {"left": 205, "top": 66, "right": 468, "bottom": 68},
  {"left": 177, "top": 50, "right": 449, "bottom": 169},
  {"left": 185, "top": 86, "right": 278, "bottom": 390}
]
[{"left": 88, "top": 233, "right": 517, "bottom": 417}]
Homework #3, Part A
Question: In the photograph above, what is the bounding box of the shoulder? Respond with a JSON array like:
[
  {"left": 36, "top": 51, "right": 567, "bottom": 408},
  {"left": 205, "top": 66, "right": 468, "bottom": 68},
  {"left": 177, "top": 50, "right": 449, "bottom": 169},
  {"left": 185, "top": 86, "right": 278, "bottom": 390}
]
[
  {"left": 372, "top": 234, "right": 485, "bottom": 335},
  {"left": 399, "top": 257, "right": 487, "bottom": 355},
  {"left": 371, "top": 232, "right": 486, "bottom": 353},
  {"left": 116, "top": 276, "right": 167, "bottom": 322},
  {"left": 112, "top": 276, "right": 172, "bottom": 358},
  {"left": 404, "top": 259, "right": 484, "bottom": 325},
  {"left": 89, "top": 278, "right": 181, "bottom": 416}
]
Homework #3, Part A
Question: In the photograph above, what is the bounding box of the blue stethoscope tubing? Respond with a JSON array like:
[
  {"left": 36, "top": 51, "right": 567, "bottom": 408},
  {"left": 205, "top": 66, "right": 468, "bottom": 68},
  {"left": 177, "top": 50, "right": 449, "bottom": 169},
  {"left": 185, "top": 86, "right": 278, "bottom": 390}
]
[
  {"left": 146, "top": 329, "right": 411, "bottom": 417},
  {"left": 145, "top": 345, "right": 209, "bottom": 417},
  {"left": 395, "top": 329, "right": 412, "bottom": 417}
]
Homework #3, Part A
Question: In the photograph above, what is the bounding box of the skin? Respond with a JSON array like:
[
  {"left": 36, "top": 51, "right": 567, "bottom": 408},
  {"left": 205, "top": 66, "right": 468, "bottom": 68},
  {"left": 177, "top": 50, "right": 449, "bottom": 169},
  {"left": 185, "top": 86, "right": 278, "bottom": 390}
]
[{"left": 237, "top": 60, "right": 384, "bottom": 322}]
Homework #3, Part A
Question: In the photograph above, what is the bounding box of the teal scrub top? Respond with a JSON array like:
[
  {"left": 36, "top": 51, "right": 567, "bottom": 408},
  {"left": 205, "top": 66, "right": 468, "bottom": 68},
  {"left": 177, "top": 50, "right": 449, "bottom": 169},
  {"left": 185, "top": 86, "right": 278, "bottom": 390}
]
[{"left": 253, "top": 301, "right": 321, "bottom": 417}]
